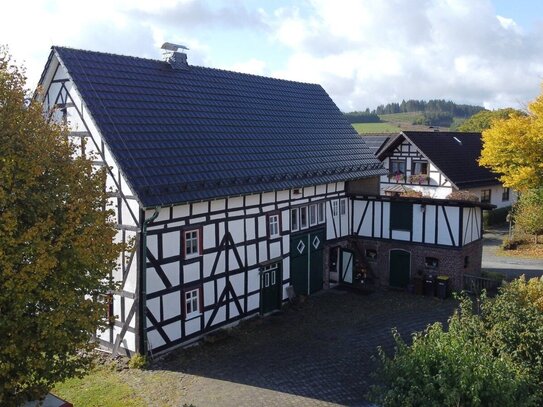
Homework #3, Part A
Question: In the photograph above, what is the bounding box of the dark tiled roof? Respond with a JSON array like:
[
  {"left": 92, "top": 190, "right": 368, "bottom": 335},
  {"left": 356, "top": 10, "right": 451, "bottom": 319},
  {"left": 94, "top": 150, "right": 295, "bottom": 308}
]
[
  {"left": 360, "top": 133, "right": 398, "bottom": 155},
  {"left": 50, "top": 47, "right": 385, "bottom": 207},
  {"left": 383, "top": 131, "right": 498, "bottom": 188}
]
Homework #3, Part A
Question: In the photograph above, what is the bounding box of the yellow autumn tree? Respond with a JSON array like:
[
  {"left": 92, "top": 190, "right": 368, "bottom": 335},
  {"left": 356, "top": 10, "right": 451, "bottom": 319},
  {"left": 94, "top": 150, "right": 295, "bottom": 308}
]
[
  {"left": 0, "top": 49, "right": 121, "bottom": 405},
  {"left": 479, "top": 88, "right": 543, "bottom": 191}
]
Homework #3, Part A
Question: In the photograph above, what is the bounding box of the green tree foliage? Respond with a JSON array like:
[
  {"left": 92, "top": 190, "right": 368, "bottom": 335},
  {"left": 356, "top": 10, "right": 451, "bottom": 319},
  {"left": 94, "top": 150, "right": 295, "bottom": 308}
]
[
  {"left": 369, "top": 295, "right": 535, "bottom": 407},
  {"left": 369, "top": 99, "right": 483, "bottom": 117},
  {"left": 0, "top": 49, "right": 121, "bottom": 405},
  {"left": 413, "top": 111, "right": 454, "bottom": 127},
  {"left": 458, "top": 108, "right": 522, "bottom": 132},
  {"left": 479, "top": 88, "right": 543, "bottom": 191},
  {"left": 370, "top": 279, "right": 543, "bottom": 406},
  {"left": 513, "top": 189, "right": 543, "bottom": 243},
  {"left": 343, "top": 111, "right": 381, "bottom": 123}
]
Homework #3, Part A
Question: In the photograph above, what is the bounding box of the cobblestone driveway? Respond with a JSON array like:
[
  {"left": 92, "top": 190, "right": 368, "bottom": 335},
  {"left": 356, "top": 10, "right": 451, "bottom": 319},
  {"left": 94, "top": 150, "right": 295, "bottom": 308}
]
[{"left": 154, "top": 289, "right": 457, "bottom": 406}]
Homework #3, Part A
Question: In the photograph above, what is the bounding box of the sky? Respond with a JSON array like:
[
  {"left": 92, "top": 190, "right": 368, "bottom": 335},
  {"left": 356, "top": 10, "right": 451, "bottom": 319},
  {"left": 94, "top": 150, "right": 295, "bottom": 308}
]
[{"left": 3, "top": 0, "right": 543, "bottom": 111}]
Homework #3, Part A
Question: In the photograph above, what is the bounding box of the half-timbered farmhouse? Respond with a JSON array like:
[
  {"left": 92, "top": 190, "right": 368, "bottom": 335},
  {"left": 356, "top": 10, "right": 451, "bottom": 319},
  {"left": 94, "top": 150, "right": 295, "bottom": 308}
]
[
  {"left": 366, "top": 131, "right": 516, "bottom": 208},
  {"left": 37, "top": 45, "right": 492, "bottom": 357}
]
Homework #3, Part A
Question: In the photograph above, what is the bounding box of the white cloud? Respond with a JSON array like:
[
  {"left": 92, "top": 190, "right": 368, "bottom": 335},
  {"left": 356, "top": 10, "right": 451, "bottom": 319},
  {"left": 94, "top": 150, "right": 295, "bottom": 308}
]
[
  {"left": 267, "top": 0, "right": 543, "bottom": 110},
  {"left": 228, "top": 58, "right": 267, "bottom": 75}
]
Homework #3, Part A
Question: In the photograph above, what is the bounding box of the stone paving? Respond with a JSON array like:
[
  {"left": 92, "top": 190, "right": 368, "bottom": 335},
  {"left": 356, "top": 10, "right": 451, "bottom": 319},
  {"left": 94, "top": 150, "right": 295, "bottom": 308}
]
[{"left": 153, "top": 289, "right": 457, "bottom": 406}]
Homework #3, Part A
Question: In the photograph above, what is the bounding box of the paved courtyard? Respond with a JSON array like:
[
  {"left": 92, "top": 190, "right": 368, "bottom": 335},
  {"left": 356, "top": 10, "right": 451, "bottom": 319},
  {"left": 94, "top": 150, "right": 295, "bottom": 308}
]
[{"left": 153, "top": 289, "right": 457, "bottom": 406}]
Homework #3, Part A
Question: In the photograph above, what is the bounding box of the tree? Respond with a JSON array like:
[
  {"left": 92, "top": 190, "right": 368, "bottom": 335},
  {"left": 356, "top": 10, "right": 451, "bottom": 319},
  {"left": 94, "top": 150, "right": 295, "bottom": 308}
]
[
  {"left": 458, "top": 108, "right": 522, "bottom": 132},
  {"left": 513, "top": 189, "right": 543, "bottom": 243},
  {"left": 479, "top": 90, "right": 543, "bottom": 191},
  {"left": 0, "top": 49, "right": 120, "bottom": 405}
]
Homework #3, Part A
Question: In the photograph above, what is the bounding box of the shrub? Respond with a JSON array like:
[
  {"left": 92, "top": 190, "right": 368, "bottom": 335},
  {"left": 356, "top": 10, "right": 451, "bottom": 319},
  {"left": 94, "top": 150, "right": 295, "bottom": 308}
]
[
  {"left": 127, "top": 354, "right": 148, "bottom": 370},
  {"left": 514, "top": 189, "right": 543, "bottom": 243},
  {"left": 483, "top": 206, "right": 512, "bottom": 227},
  {"left": 368, "top": 295, "right": 536, "bottom": 406}
]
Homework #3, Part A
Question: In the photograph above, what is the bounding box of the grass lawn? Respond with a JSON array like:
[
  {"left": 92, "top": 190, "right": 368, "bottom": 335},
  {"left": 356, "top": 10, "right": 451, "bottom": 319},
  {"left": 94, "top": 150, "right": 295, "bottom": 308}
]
[
  {"left": 53, "top": 366, "right": 146, "bottom": 407},
  {"left": 352, "top": 122, "right": 400, "bottom": 134},
  {"left": 378, "top": 112, "right": 424, "bottom": 123}
]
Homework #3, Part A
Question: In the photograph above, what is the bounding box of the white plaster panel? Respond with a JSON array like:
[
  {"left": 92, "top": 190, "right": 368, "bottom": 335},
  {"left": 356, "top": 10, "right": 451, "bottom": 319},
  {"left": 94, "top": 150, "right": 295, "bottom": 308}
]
[
  {"left": 282, "top": 259, "right": 290, "bottom": 281},
  {"left": 412, "top": 205, "right": 424, "bottom": 242},
  {"left": 270, "top": 241, "right": 281, "bottom": 259},
  {"left": 228, "top": 219, "right": 244, "bottom": 243},
  {"left": 228, "top": 248, "right": 243, "bottom": 269},
  {"left": 248, "top": 268, "right": 260, "bottom": 292},
  {"left": 146, "top": 268, "right": 166, "bottom": 294},
  {"left": 216, "top": 277, "right": 226, "bottom": 299},
  {"left": 146, "top": 235, "right": 158, "bottom": 257},
  {"left": 261, "top": 192, "right": 275, "bottom": 204},
  {"left": 327, "top": 183, "right": 336, "bottom": 193},
  {"left": 437, "top": 207, "right": 453, "bottom": 246},
  {"left": 229, "top": 302, "right": 240, "bottom": 318},
  {"left": 424, "top": 205, "right": 437, "bottom": 243},
  {"left": 204, "top": 281, "right": 215, "bottom": 306},
  {"left": 212, "top": 306, "right": 226, "bottom": 325},
  {"left": 281, "top": 210, "right": 289, "bottom": 231},
  {"left": 146, "top": 298, "right": 160, "bottom": 321},
  {"left": 192, "top": 201, "right": 208, "bottom": 215},
  {"left": 282, "top": 235, "right": 289, "bottom": 254},
  {"left": 183, "top": 262, "right": 200, "bottom": 283},
  {"left": 189, "top": 216, "right": 206, "bottom": 224},
  {"left": 316, "top": 184, "right": 326, "bottom": 195},
  {"left": 162, "top": 262, "right": 180, "bottom": 287},
  {"left": 277, "top": 190, "right": 289, "bottom": 202},
  {"left": 154, "top": 208, "right": 170, "bottom": 223},
  {"left": 218, "top": 222, "right": 225, "bottom": 241},
  {"left": 229, "top": 209, "right": 244, "bottom": 217},
  {"left": 184, "top": 317, "right": 201, "bottom": 336},
  {"left": 245, "top": 208, "right": 259, "bottom": 215},
  {"left": 228, "top": 196, "right": 244, "bottom": 208},
  {"left": 210, "top": 213, "right": 226, "bottom": 220},
  {"left": 303, "top": 186, "right": 315, "bottom": 197},
  {"left": 258, "top": 241, "right": 268, "bottom": 262},
  {"left": 391, "top": 230, "right": 410, "bottom": 241},
  {"left": 122, "top": 199, "right": 139, "bottom": 226},
  {"left": 445, "top": 206, "right": 460, "bottom": 245},
  {"left": 163, "top": 321, "right": 181, "bottom": 342},
  {"left": 162, "top": 231, "right": 180, "bottom": 258},
  {"left": 373, "top": 202, "right": 382, "bottom": 238},
  {"left": 262, "top": 204, "right": 275, "bottom": 213},
  {"left": 203, "top": 224, "right": 215, "bottom": 250},
  {"left": 204, "top": 251, "right": 224, "bottom": 278},
  {"left": 326, "top": 201, "right": 335, "bottom": 240},
  {"left": 277, "top": 202, "right": 289, "bottom": 209},
  {"left": 246, "top": 244, "right": 257, "bottom": 266},
  {"left": 163, "top": 292, "right": 181, "bottom": 320},
  {"left": 382, "top": 203, "right": 390, "bottom": 239},
  {"left": 246, "top": 218, "right": 256, "bottom": 240},
  {"left": 230, "top": 273, "right": 244, "bottom": 297},
  {"left": 147, "top": 330, "right": 166, "bottom": 350},
  {"left": 257, "top": 216, "right": 266, "bottom": 238},
  {"left": 336, "top": 182, "right": 345, "bottom": 192},
  {"left": 360, "top": 202, "right": 373, "bottom": 237},
  {"left": 245, "top": 194, "right": 260, "bottom": 206},
  {"left": 173, "top": 204, "right": 190, "bottom": 219},
  {"left": 211, "top": 199, "right": 226, "bottom": 212},
  {"left": 247, "top": 293, "right": 259, "bottom": 311}
]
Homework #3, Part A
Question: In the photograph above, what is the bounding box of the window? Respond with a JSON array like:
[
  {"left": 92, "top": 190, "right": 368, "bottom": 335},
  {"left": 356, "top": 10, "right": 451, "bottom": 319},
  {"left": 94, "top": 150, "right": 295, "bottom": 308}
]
[
  {"left": 317, "top": 202, "right": 325, "bottom": 223},
  {"left": 340, "top": 199, "right": 347, "bottom": 215},
  {"left": 502, "top": 187, "right": 510, "bottom": 201},
  {"left": 309, "top": 204, "right": 317, "bottom": 226},
  {"left": 390, "top": 160, "right": 406, "bottom": 174},
  {"left": 390, "top": 202, "right": 413, "bottom": 231},
  {"left": 184, "top": 229, "right": 201, "bottom": 258},
  {"left": 184, "top": 288, "right": 201, "bottom": 319},
  {"left": 332, "top": 200, "right": 339, "bottom": 216},
  {"left": 481, "top": 189, "right": 491, "bottom": 203},
  {"left": 300, "top": 206, "right": 308, "bottom": 229},
  {"left": 412, "top": 161, "right": 428, "bottom": 175},
  {"left": 268, "top": 213, "right": 280, "bottom": 238},
  {"left": 291, "top": 208, "right": 299, "bottom": 232}
]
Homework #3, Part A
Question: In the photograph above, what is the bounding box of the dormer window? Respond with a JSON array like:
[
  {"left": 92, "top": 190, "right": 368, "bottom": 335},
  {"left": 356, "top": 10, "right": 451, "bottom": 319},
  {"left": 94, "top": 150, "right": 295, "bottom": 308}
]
[{"left": 412, "top": 161, "right": 428, "bottom": 175}]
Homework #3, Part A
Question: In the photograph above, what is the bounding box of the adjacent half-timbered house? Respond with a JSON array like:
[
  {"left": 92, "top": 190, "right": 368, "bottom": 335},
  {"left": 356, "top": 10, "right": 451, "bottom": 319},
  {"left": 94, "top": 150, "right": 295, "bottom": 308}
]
[
  {"left": 373, "top": 131, "right": 516, "bottom": 208},
  {"left": 37, "top": 46, "right": 491, "bottom": 357}
]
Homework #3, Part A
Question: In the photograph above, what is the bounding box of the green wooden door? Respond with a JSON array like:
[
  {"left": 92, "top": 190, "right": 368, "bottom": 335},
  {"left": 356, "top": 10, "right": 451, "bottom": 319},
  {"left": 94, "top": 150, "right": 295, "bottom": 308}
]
[
  {"left": 389, "top": 250, "right": 411, "bottom": 288},
  {"left": 290, "top": 229, "right": 324, "bottom": 295},
  {"left": 260, "top": 265, "right": 281, "bottom": 314}
]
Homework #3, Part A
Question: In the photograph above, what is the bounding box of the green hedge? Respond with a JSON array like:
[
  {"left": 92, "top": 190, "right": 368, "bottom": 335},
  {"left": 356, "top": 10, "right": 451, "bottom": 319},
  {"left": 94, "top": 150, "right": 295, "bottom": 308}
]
[{"left": 483, "top": 206, "right": 511, "bottom": 227}]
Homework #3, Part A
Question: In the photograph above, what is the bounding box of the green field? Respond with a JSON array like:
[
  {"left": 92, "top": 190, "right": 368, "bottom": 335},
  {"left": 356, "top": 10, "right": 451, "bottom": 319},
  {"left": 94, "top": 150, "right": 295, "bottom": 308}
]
[
  {"left": 378, "top": 112, "right": 424, "bottom": 123},
  {"left": 352, "top": 122, "right": 400, "bottom": 134}
]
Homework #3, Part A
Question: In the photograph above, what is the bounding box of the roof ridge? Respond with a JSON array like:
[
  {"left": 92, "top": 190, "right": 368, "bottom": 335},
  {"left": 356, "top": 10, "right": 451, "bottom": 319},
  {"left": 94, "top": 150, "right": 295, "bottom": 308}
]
[{"left": 52, "top": 45, "right": 322, "bottom": 87}]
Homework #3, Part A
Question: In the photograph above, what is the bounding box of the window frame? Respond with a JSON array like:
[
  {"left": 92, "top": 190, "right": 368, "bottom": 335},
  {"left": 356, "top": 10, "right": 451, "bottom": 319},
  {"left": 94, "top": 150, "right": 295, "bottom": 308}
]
[
  {"left": 267, "top": 212, "right": 281, "bottom": 238},
  {"left": 182, "top": 286, "right": 203, "bottom": 320},
  {"left": 317, "top": 202, "right": 325, "bottom": 224},
  {"left": 340, "top": 198, "right": 347, "bottom": 215},
  {"left": 481, "top": 189, "right": 492, "bottom": 204},
  {"left": 300, "top": 206, "right": 308, "bottom": 229},
  {"left": 390, "top": 159, "right": 406, "bottom": 174},
  {"left": 502, "top": 187, "right": 510, "bottom": 202},
  {"left": 411, "top": 161, "right": 429, "bottom": 175},
  {"left": 290, "top": 208, "right": 300, "bottom": 232},
  {"left": 332, "top": 200, "right": 339, "bottom": 217},
  {"left": 183, "top": 227, "right": 202, "bottom": 259},
  {"left": 309, "top": 204, "right": 317, "bottom": 226}
]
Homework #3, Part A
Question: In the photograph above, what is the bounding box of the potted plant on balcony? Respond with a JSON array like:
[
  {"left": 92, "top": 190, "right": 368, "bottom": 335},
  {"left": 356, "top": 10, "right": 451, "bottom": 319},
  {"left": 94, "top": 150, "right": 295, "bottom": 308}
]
[
  {"left": 409, "top": 173, "right": 430, "bottom": 184},
  {"left": 388, "top": 171, "right": 405, "bottom": 182}
]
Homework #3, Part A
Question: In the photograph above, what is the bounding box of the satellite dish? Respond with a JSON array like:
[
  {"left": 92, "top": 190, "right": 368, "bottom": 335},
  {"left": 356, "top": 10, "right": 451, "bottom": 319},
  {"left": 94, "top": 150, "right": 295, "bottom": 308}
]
[{"left": 161, "top": 42, "right": 189, "bottom": 52}]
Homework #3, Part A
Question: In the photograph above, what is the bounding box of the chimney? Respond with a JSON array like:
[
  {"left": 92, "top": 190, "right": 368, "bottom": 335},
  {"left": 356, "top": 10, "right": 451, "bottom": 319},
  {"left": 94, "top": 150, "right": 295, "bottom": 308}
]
[{"left": 161, "top": 42, "right": 189, "bottom": 70}]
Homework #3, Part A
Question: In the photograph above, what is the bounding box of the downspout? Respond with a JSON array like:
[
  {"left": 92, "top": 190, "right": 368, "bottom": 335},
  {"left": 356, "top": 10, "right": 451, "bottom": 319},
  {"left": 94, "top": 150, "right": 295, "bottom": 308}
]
[{"left": 138, "top": 206, "right": 160, "bottom": 356}]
